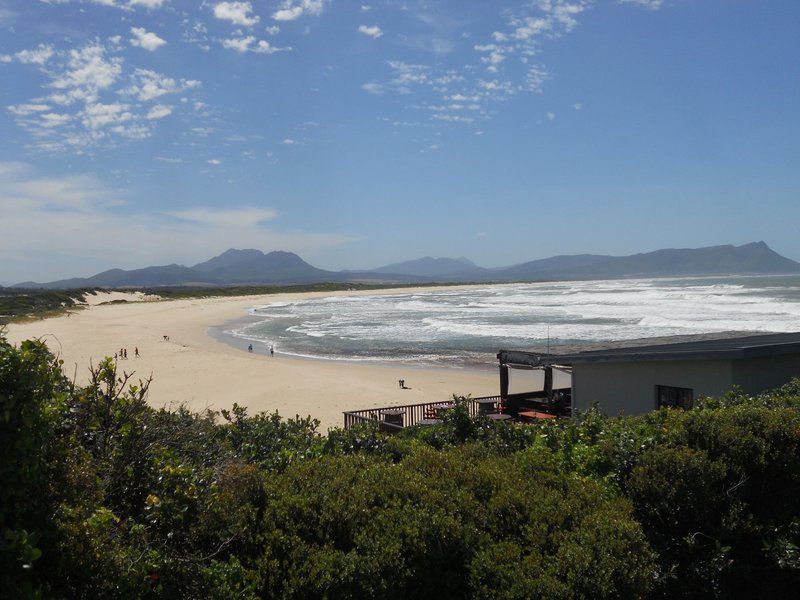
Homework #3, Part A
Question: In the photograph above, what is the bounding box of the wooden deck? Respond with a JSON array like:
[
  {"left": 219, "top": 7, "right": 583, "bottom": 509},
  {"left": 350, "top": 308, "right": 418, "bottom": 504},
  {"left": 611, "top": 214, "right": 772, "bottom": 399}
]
[
  {"left": 343, "top": 396, "right": 498, "bottom": 431},
  {"left": 341, "top": 393, "right": 569, "bottom": 430}
]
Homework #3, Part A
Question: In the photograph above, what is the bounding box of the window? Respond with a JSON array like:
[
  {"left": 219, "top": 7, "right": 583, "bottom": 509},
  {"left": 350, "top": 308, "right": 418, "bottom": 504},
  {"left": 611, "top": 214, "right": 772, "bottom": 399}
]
[{"left": 656, "top": 385, "right": 694, "bottom": 410}]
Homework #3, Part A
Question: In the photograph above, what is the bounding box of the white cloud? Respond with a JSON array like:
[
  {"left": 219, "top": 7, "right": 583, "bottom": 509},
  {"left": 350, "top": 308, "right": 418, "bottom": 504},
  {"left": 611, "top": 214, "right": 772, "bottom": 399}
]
[
  {"left": 42, "top": 0, "right": 169, "bottom": 9},
  {"left": 123, "top": 68, "right": 201, "bottom": 101},
  {"left": 618, "top": 0, "right": 664, "bottom": 8},
  {"left": 6, "top": 40, "right": 202, "bottom": 151},
  {"left": 0, "top": 162, "right": 351, "bottom": 283},
  {"left": 272, "top": 0, "right": 325, "bottom": 22},
  {"left": 546, "top": 111, "right": 555, "bottom": 120},
  {"left": 361, "top": 82, "right": 385, "bottom": 95},
  {"left": 39, "top": 113, "right": 73, "bottom": 128},
  {"left": 167, "top": 207, "right": 277, "bottom": 228},
  {"left": 265, "top": 25, "right": 281, "bottom": 35},
  {"left": 182, "top": 21, "right": 210, "bottom": 50},
  {"left": 221, "top": 36, "right": 253, "bottom": 53},
  {"left": 7, "top": 104, "right": 50, "bottom": 116},
  {"left": 525, "top": 64, "right": 549, "bottom": 93},
  {"left": 221, "top": 36, "right": 290, "bottom": 54},
  {"left": 130, "top": 27, "right": 167, "bottom": 51},
  {"left": 213, "top": 1, "right": 260, "bottom": 26},
  {"left": 206, "top": 158, "right": 222, "bottom": 165},
  {"left": 14, "top": 44, "right": 55, "bottom": 65},
  {"left": 253, "top": 40, "right": 288, "bottom": 54},
  {"left": 0, "top": 162, "right": 118, "bottom": 213},
  {"left": 358, "top": 24, "right": 383, "bottom": 39},
  {"left": 49, "top": 44, "right": 123, "bottom": 105},
  {"left": 281, "top": 138, "right": 298, "bottom": 145},
  {"left": 573, "top": 102, "right": 582, "bottom": 110},
  {"left": 129, "top": 0, "right": 169, "bottom": 8},
  {"left": 82, "top": 102, "right": 132, "bottom": 130},
  {"left": 146, "top": 104, "right": 172, "bottom": 119}
]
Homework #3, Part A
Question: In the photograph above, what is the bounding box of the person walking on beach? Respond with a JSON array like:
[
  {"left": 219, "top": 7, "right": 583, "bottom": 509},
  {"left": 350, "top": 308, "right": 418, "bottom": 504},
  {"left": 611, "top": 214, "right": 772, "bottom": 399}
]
[
  {"left": 270, "top": 345, "right": 274, "bottom": 357},
  {"left": 123, "top": 349, "right": 128, "bottom": 359},
  {"left": 135, "top": 347, "right": 139, "bottom": 358},
  {"left": 248, "top": 344, "right": 253, "bottom": 353}
]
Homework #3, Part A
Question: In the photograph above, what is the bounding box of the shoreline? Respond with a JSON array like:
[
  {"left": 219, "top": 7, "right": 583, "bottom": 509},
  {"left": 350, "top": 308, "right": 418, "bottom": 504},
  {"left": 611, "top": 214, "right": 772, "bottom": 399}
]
[
  {"left": 208, "top": 311, "right": 499, "bottom": 373},
  {"left": 4, "top": 285, "right": 500, "bottom": 431}
]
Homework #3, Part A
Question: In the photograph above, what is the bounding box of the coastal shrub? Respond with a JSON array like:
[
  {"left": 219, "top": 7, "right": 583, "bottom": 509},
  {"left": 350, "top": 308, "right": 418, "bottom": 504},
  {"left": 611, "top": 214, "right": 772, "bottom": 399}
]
[
  {"left": 3, "top": 334, "right": 800, "bottom": 598},
  {"left": 253, "top": 446, "right": 655, "bottom": 599},
  {"left": 0, "top": 337, "right": 71, "bottom": 593},
  {"left": 631, "top": 405, "right": 800, "bottom": 598}
]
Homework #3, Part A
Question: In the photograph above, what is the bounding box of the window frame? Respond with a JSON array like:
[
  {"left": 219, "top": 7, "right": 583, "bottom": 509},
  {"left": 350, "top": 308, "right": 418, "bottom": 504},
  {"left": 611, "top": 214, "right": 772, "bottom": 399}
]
[{"left": 656, "top": 384, "right": 694, "bottom": 410}]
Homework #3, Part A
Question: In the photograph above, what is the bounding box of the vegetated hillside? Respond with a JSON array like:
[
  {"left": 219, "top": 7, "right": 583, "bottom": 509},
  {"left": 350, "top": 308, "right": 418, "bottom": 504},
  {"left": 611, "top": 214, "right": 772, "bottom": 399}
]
[
  {"left": 17, "top": 241, "right": 800, "bottom": 288},
  {"left": 26, "top": 265, "right": 213, "bottom": 289},
  {"left": 191, "top": 248, "right": 265, "bottom": 273},
  {"left": 0, "top": 288, "right": 93, "bottom": 323},
  {"left": 19, "top": 250, "right": 341, "bottom": 289},
  {"left": 492, "top": 253, "right": 615, "bottom": 279},
  {"left": 495, "top": 241, "right": 800, "bottom": 281},
  {"left": 3, "top": 334, "right": 800, "bottom": 598},
  {"left": 369, "top": 256, "right": 483, "bottom": 278},
  {"left": 193, "top": 250, "right": 335, "bottom": 284}
]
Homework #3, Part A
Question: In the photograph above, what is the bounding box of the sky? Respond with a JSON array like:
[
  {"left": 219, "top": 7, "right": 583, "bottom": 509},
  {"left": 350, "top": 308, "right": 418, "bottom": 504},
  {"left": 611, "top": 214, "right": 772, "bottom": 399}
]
[{"left": 0, "top": 0, "right": 798, "bottom": 283}]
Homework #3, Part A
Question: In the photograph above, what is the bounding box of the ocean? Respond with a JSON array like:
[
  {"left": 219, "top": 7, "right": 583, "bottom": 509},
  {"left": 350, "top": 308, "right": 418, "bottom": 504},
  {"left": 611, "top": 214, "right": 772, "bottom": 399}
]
[{"left": 225, "top": 275, "right": 800, "bottom": 368}]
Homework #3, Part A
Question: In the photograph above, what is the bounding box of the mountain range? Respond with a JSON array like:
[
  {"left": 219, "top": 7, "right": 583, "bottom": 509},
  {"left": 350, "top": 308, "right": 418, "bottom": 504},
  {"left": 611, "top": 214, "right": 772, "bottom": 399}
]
[{"left": 11, "top": 242, "right": 800, "bottom": 289}]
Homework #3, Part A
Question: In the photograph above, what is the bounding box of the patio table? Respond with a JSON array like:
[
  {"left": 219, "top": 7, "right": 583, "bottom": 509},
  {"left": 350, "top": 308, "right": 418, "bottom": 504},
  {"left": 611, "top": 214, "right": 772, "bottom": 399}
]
[
  {"left": 518, "top": 410, "right": 556, "bottom": 422},
  {"left": 487, "top": 413, "right": 512, "bottom": 422}
]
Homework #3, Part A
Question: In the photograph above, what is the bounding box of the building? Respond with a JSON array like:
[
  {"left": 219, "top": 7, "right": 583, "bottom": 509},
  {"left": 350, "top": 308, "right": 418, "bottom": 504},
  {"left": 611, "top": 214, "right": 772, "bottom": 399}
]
[{"left": 498, "top": 332, "right": 800, "bottom": 417}]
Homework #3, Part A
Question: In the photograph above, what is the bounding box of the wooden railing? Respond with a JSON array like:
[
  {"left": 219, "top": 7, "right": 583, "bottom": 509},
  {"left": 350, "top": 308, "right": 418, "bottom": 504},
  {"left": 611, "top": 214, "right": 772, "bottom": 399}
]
[{"left": 343, "top": 396, "right": 503, "bottom": 431}]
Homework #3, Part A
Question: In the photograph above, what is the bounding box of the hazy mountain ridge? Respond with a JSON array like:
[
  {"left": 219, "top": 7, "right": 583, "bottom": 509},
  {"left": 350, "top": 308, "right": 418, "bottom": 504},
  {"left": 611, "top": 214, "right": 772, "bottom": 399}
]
[
  {"left": 368, "top": 256, "right": 480, "bottom": 278},
  {"left": 16, "top": 242, "right": 800, "bottom": 289}
]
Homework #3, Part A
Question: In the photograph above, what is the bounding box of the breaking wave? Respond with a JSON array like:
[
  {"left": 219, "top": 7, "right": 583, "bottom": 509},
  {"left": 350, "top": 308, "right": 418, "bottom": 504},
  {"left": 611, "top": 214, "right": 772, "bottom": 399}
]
[{"left": 226, "top": 275, "right": 800, "bottom": 366}]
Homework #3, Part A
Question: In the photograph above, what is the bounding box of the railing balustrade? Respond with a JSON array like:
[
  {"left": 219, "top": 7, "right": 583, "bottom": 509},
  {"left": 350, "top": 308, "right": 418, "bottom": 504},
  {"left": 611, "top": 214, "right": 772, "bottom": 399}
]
[{"left": 343, "top": 396, "right": 503, "bottom": 430}]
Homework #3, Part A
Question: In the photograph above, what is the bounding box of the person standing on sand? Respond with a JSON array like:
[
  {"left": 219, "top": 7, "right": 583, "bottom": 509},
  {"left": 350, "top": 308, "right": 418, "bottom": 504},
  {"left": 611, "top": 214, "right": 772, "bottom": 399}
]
[
  {"left": 135, "top": 347, "right": 139, "bottom": 358},
  {"left": 123, "top": 349, "right": 127, "bottom": 359},
  {"left": 270, "top": 345, "right": 274, "bottom": 357}
]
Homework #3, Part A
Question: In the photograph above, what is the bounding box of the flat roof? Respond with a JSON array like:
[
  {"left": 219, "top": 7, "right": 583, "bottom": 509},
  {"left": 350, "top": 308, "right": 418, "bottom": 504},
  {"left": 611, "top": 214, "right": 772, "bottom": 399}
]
[{"left": 499, "top": 332, "right": 800, "bottom": 367}]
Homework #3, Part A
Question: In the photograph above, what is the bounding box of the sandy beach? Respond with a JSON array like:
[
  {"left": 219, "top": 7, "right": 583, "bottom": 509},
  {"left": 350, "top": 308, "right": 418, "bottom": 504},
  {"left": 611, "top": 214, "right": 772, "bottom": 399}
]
[{"left": 4, "top": 288, "right": 498, "bottom": 431}]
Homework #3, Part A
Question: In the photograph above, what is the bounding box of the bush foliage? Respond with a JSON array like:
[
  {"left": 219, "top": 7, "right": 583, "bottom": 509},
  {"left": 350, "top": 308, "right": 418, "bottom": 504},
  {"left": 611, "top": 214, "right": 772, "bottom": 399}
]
[{"left": 2, "top": 335, "right": 800, "bottom": 598}]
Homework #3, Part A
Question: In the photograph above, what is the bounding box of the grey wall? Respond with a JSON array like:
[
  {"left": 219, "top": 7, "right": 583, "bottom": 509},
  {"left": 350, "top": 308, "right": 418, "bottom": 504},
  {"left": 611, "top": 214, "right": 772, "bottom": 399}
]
[
  {"left": 572, "top": 359, "right": 734, "bottom": 416},
  {"left": 508, "top": 367, "right": 571, "bottom": 394},
  {"left": 732, "top": 354, "right": 800, "bottom": 394}
]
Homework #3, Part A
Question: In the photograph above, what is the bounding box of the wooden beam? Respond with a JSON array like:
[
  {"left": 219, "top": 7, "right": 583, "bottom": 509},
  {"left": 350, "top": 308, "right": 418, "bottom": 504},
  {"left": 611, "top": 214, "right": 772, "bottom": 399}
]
[
  {"left": 543, "top": 366, "right": 553, "bottom": 398},
  {"left": 499, "top": 363, "right": 509, "bottom": 399}
]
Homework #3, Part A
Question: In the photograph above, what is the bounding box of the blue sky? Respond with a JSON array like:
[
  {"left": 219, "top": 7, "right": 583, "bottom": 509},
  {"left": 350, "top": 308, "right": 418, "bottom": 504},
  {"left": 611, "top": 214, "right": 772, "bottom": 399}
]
[{"left": 0, "top": 0, "right": 798, "bottom": 283}]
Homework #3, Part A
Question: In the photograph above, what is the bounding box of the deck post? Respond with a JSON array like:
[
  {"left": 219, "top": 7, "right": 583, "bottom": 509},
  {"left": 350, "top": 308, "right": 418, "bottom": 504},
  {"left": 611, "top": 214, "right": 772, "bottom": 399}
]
[
  {"left": 544, "top": 366, "right": 553, "bottom": 399},
  {"left": 499, "top": 363, "right": 509, "bottom": 399}
]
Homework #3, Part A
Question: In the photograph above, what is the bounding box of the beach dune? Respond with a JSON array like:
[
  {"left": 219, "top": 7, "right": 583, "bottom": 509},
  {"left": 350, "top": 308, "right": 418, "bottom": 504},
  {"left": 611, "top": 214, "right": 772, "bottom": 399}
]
[{"left": 4, "top": 290, "right": 498, "bottom": 430}]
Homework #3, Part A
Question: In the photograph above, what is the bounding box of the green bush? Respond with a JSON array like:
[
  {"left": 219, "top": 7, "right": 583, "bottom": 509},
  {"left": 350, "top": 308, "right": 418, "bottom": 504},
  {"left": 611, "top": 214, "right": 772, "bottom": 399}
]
[{"left": 2, "top": 333, "right": 800, "bottom": 598}]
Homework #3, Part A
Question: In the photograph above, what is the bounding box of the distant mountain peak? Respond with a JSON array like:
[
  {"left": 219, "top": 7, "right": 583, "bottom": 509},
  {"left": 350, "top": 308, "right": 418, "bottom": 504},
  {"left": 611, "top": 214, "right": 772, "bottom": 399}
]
[
  {"left": 192, "top": 248, "right": 264, "bottom": 272},
  {"left": 14, "top": 241, "right": 798, "bottom": 289},
  {"left": 370, "top": 256, "right": 482, "bottom": 278}
]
